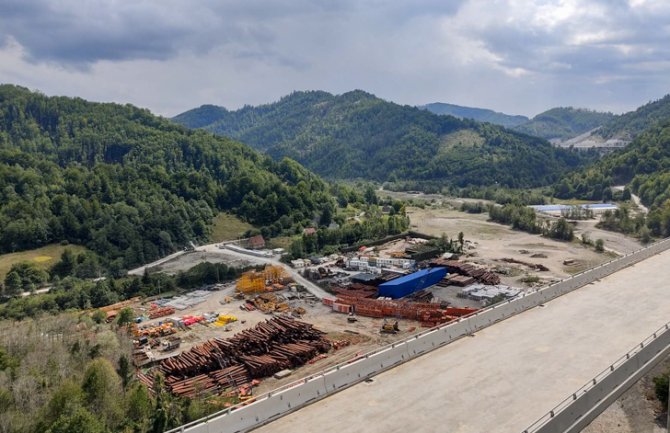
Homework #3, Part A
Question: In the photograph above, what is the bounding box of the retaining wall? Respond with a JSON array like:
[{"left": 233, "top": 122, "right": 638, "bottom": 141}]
[{"left": 167, "top": 237, "right": 670, "bottom": 433}]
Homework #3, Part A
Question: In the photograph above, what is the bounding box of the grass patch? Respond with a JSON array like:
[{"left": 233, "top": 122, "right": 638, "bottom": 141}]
[
  {"left": 267, "top": 236, "right": 295, "bottom": 250},
  {"left": 520, "top": 275, "right": 540, "bottom": 284},
  {"left": 0, "top": 244, "right": 87, "bottom": 280},
  {"left": 209, "top": 213, "right": 254, "bottom": 243},
  {"left": 440, "top": 129, "right": 485, "bottom": 153}
]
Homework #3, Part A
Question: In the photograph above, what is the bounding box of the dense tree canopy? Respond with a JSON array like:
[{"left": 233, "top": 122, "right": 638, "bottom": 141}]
[
  {"left": 0, "top": 85, "right": 332, "bottom": 270},
  {"left": 174, "top": 90, "right": 588, "bottom": 188},
  {"left": 513, "top": 107, "right": 614, "bottom": 141},
  {"left": 419, "top": 102, "right": 529, "bottom": 128},
  {"left": 597, "top": 94, "right": 670, "bottom": 140},
  {"left": 555, "top": 119, "right": 670, "bottom": 206}
]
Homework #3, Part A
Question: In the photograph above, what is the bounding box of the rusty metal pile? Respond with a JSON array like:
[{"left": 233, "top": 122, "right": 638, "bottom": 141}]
[
  {"left": 331, "top": 294, "right": 477, "bottom": 327},
  {"left": 430, "top": 259, "right": 501, "bottom": 285},
  {"left": 148, "top": 306, "right": 176, "bottom": 319},
  {"left": 156, "top": 316, "right": 330, "bottom": 397},
  {"left": 332, "top": 285, "right": 378, "bottom": 299}
]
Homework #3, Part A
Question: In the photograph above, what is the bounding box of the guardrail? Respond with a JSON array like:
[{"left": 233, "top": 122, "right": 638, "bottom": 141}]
[
  {"left": 523, "top": 321, "right": 670, "bottom": 433},
  {"left": 166, "top": 237, "right": 670, "bottom": 433}
]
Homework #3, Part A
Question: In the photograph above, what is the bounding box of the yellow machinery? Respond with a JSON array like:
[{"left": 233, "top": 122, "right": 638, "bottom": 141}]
[
  {"left": 236, "top": 265, "right": 288, "bottom": 294},
  {"left": 214, "top": 314, "right": 238, "bottom": 327}
]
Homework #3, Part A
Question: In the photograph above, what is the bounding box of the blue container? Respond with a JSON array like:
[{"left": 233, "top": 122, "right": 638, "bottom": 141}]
[{"left": 378, "top": 267, "right": 447, "bottom": 299}]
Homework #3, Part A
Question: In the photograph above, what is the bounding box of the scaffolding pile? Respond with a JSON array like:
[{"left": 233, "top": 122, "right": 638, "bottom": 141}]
[{"left": 237, "top": 265, "right": 289, "bottom": 294}]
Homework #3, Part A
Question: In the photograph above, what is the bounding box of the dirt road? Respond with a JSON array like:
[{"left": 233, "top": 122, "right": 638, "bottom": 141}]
[{"left": 196, "top": 243, "right": 330, "bottom": 299}]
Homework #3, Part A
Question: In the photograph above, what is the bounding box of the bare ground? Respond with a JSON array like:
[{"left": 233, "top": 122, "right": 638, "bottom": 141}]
[
  {"left": 406, "top": 206, "right": 620, "bottom": 287},
  {"left": 573, "top": 219, "right": 643, "bottom": 255},
  {"left": 152, "top": 251, "right": 256, "bottom": 274}
]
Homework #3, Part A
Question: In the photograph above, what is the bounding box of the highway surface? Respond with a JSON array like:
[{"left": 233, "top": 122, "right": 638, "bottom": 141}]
[{"left": 254, "top": 248, "right": 670, "bottom": 433}]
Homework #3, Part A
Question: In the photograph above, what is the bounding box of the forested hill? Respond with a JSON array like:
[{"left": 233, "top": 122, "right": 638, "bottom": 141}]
[
  {"left": 0, "top": 85, "right": 332, "bottom": 271},
  {"left": 597, "top": 94, "right": 670, "bottom": 140},
  {"left": 513, "top": 107, "right": 615, "bottom": 142},
  {"left": 173, "top": 90, "right": 587, "bottom": 188},
  {"left": 418, "top": 102, "right": 529, "bottom": 128},
  {"left": 555, "top": 119, "right": 670, "bottom": 208}
]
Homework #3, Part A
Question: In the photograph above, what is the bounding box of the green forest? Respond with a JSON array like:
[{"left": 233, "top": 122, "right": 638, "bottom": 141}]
[
  {"left": 0, "top": 311, "right": 230, "bottom": 433},
  {"left": 0, "top": 85, "right": 333, "bottom": 272},
  {"left": 597, "top": 94, "right": 670, "bottom": 140},
  {"left": 419, "top": 102, "right": 529, "bottom": 128},
  {"left": 555, "top": 118, "right": 670, "bottom": 237},
  {"left": 513, "top": 107, "right": 614, "bottom": 141},
  {"left": 173, "top": 90, "right": 589, "bottom": 188}
]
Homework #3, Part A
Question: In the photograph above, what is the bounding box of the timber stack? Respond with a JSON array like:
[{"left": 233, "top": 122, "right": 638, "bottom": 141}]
[
  {"left": 430, "top": 259, "right": 501, "bottom": 285},
  {"left": 153, "top": 317, "right": 330, "bottom": 397}
]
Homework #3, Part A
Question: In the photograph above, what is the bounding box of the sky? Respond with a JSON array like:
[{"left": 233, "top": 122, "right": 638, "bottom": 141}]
[{"left": 1, "top": 0, "right": 669, "bottom": 117}]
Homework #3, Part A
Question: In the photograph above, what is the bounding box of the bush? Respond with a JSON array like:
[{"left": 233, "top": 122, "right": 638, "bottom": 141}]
[
  {"left": 654, "top": 373, "right": 669, "bottom": 407},
  {"left": 91, "top": 310, "right": 106, "bottom": 324},
  {"left": 520, "top": 275, "right": 540, "bottom": 284},
  {"left": 595, "top": 239, "right": 605, "bottom": 253}
]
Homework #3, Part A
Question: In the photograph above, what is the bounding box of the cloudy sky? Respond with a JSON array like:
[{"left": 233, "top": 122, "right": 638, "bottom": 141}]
[{"left": 1, "top": 0, "right": 669, "bottom": 117}]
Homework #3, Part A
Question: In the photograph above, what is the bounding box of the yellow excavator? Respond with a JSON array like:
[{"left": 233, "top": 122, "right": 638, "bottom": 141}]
[{"left": 380, "top": 319, "right": 400, "bottom": 334}]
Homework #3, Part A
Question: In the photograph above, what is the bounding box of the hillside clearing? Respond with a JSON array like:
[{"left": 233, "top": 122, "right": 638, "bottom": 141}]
[
  {"left": 209, "top": 213, "right": 254, "bottom": 243},
  {"left": 0, "top": 244, "right": 87, "bottom": 280}
]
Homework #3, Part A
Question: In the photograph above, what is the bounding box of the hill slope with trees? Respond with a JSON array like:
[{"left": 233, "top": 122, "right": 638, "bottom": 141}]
[
  {"left": 597, "top": 94, "right": 670, "bottom": 140},
  {"left": 555, "top": 118, "right": 670, "bottom": 236},
  {"left": 513, "top": 107, "right": 615, "bottom": 141},
  {"left": 555, "top": 118, "right": 670, "bottom": 203},
  {"left": 0, "top": 85, "right": 332, "bottom": 272},
  {"left": 173, "top": 90, "right": 588, "bottom": 189},
  {"left": 418, "top": 102, "right": 529, "bottom": 128}
]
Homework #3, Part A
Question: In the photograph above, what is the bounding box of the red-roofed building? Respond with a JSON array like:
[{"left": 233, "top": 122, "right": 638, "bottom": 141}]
[
  {"left": 303, "top": 227, "right": 317, "bottom": 236},
  {"left": 247, "top": 235, "right": 266, "bottom": 249}
]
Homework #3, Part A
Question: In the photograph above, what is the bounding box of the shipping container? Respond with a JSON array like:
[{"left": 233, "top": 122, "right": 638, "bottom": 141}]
[{"left": 378, "top": 267, "right": 448, "bottom": 299}]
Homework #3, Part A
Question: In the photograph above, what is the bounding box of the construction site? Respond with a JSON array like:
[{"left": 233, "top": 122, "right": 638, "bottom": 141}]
[{"left": 120, "top": 228, "right": 540, "bottom": 405}]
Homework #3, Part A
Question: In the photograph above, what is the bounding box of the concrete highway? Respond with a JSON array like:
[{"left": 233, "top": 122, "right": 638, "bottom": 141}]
[{"left": 254, "top": 248, "right": 670, "bottom": 433}]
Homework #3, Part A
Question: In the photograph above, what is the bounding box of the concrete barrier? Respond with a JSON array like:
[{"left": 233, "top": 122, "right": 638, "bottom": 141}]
[{"left": 166, "top": 237, "right": 670, "bottom": 433}]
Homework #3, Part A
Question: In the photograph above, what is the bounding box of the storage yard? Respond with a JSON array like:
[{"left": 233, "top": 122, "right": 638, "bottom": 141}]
[
  {"left": 124, "top": 231, "right": 535, "bottom": 402},
  {"left": 120, "top": 201, "right": 646, "bottom": 409}
]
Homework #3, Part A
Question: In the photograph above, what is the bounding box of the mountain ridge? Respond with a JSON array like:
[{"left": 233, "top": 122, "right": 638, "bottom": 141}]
[
  {"left": 513, "top": 107, "right": 615, "bottom": 142},
  {"left": 174, "top": 90, "right": 587, "bottom": 189},
  {"left": 419, "top": 102, "right": 529, "bottom": 128}
]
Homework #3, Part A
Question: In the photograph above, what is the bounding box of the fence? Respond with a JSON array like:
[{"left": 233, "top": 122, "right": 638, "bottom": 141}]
[{"left": 167, "top": 237, "right": 670, "bottom": 433}]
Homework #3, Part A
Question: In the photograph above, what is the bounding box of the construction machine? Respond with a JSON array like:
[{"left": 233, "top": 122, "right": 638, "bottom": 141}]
[{"left": 380, "top": 319, "right": 400, "bottom": 334}]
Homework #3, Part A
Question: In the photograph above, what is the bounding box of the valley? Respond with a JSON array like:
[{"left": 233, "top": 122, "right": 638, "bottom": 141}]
[{"left": 1, "top": 74, "right": 670, "bottom": 433}]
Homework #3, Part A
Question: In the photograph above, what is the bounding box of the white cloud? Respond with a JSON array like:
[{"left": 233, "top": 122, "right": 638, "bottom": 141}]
[{"left": 0, "top": 0, "right": 669, "bottom": 117}]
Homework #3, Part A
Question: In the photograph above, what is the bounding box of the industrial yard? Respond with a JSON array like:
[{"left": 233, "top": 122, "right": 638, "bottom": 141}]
[
  {"left": 116, "top": 196, "right": 649, "bottom": 422},
  {"left": 123, "top": 230, "right": 530, "bottom": 404}
]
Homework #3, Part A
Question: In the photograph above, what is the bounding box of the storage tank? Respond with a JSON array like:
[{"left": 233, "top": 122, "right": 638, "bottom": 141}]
[{"left": 378, "top": 267, "right": 447, "bottom": 299}]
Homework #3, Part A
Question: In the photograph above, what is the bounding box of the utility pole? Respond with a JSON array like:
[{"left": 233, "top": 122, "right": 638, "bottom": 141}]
[{"left": 667, "top": 378, "right": 670, "bottom": 433}]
